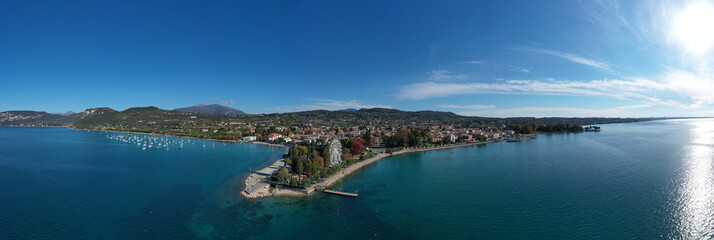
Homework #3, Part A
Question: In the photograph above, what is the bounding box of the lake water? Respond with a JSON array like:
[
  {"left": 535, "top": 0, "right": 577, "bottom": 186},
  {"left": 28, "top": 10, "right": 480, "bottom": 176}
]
[{"left": 2, "top": 119, "right": 714, "bottom": 239}]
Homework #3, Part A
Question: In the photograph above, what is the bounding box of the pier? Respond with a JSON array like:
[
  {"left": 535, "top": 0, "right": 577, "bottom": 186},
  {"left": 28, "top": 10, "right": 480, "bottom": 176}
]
[{"left": 323, "top": 189, "right": 358, "bottom": 198}]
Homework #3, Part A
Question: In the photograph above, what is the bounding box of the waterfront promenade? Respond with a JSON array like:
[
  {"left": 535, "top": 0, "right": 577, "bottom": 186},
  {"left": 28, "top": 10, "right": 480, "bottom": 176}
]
[{"left": 241, "top": 141, "right": 493, "bottom": 198}]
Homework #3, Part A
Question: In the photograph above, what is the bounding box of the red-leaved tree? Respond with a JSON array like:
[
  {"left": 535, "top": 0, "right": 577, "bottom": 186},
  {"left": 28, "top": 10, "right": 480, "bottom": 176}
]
[{"left": 350, "top": 139, "right": 364, "bottom": 156}]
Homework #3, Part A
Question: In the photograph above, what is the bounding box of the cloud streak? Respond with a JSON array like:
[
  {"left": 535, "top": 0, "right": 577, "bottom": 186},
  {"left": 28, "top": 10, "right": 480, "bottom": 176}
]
[
  {"left": 508, "top": 65, "right": 531, "bottom": 73},
  {"left": 397, "top": 78, "right": 665, "bottom": 101},
  {"left": 454, "top": 106, "right": 640, "bottom": 118},
  {"left": 427, "top": 70, "right": 466, "bottom": 81},
  {"left": 523, "top": 48, "right": 612, "bottom": 71},
  {"left": 212, "top": 97, "right": 235, "bottom": 105}
]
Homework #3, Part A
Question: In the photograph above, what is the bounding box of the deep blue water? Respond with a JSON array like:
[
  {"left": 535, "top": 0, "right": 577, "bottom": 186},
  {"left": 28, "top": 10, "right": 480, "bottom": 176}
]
[{"left": 2, "top": 119, "right": 714, "bottom": 239}]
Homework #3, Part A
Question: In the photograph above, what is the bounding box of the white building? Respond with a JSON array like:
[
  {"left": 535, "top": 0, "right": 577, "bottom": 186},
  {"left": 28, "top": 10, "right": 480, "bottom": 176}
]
[
  {"left": 242, "top": 136, "right": 257, "bottom": 142},
  {"left": 268, "top": 133, "right": 282, "bottom": 141}
]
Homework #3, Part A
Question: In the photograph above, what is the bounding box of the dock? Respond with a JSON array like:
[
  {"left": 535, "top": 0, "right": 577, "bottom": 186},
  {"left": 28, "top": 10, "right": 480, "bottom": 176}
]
[{"left": 323, "top": 189, "right": 358, "bottom": 198}]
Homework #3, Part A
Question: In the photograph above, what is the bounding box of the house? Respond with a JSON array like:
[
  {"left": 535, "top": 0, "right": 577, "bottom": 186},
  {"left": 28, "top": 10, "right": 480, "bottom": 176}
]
[
  {"left": 444, "top": 134, "right": 457, "bottom": 142},
  {"left": 303, "top": 136, "right": 318, "bottom": 145},
  {"left": 458, "top": 135, "right": 473, "bottom": 142},
  {"left": 485, "top": 132, "right": 500, "bottom": 139},
  {"left": 268, "top": 133, "right": 282, "bottom": 141},
  {"left": 243, "top": 136, "right": 257, "bottom": 142},
  {"left": 201, "top": 129, "right": 209, "bottom": 133}
]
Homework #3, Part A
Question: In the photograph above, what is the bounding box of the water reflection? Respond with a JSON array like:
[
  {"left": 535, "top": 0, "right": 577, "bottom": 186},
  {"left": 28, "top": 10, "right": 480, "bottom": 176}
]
[{"left": 675, "top": 119, "right": 714, "bottom": 238}]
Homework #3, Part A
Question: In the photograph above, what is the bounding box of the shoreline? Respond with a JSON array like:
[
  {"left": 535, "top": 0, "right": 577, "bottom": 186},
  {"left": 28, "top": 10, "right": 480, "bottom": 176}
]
[
  {"left": 312, "top": 141, "right": 494, "bottom": 190},
  {"left": 73, "top": 127, "right": 292, "bottom": 146},
  {"left": 246, "top": 141, "right": 288, "bottom": 148},
  {"left": 240, "top": 140, "right": 495, "bottom": 199}
]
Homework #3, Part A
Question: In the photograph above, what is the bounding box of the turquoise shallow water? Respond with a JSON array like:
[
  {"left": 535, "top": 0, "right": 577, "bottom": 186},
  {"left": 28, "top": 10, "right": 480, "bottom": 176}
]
[{"left": 2, "top": 119, "right": 714, "bottom": 239}]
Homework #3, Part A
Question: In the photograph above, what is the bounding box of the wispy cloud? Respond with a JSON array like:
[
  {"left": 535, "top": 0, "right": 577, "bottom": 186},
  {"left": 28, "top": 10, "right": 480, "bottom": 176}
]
[
  {"left": 522, "top": 48, "right": 611, "bottom": 71},
  {"left": 438, "top": 104, "right": 496, "bottom": 109},
  {"left": 428, "top": 70, "right": 466, "bottom": 81},
  {"left": 466, "top": 60, "right": 485, "bottom": 64},
  {"left": 454, "top": 106, "right": 638, "bottom": 118},
  {"left": 212, "top": 97, "right": 235, "bottom": 105},
  {"left": 397, "top": 78, "right": 665, "bottom": 101},
  {"left": 661, "top": 69, "right": 714, "bottom": 108},
  {"left": 508, "top": 65, "right": 531, "bottom": 73},
  {"left": 274, "top": 99, "right": 391, "bottom": 112}
]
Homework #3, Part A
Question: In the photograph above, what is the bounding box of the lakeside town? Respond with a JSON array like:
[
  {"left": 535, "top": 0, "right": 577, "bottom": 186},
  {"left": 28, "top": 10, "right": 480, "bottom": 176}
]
[
  {"left": 1, "top": 105, "right": 614, "bottom": 198},
  {"left": 237, "top": 119, "right": 602, "bottom": 198}
]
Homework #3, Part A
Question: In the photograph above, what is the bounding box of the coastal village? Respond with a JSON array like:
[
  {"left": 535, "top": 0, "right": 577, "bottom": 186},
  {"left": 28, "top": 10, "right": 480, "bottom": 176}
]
[
  {"left": 237, "top": 122, "right": 546, "bottom": 198},
  {"left": 52, "top": 106, "right": 611, "bottom": 198},
  {"left": 235, "top": 123, "right": 516, "bottom": 145}
]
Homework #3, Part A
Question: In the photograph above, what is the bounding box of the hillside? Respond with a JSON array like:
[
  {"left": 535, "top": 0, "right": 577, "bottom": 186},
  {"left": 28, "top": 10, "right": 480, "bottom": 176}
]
[
  {"left": 71, "top": 106, "right": 648, "bottom": 133},
  {"left": 174, "top": 104, "right": 246, "bottom": 115},
  {"left": 0, "top": 111, "right": 83, "bottom": 126},
  {"left": 71, "top": 107, "right": 467, "bottom": 131}
]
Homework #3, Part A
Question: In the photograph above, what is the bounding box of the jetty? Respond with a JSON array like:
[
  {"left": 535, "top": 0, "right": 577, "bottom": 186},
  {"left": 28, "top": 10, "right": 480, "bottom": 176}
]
[{"left": 323, "top": 189, "right": 358, "bottom": 198}]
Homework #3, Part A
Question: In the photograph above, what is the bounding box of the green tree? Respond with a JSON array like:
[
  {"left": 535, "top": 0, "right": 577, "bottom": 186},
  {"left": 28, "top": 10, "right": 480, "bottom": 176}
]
[
  {"left": 290, "top": 177, "right": 300, "bottom": 188},
  {"left": 273, "top": 167, "right": 289, "bottom": 183}
]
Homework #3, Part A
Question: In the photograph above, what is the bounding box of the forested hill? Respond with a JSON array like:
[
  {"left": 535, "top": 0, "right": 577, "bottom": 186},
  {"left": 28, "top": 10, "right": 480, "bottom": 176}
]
[
  {"left": 69, "top": 106, "right": 649, "bottom": 132},
  {"left": 0, "top": 111, "right": 84, "bottom": 127}
]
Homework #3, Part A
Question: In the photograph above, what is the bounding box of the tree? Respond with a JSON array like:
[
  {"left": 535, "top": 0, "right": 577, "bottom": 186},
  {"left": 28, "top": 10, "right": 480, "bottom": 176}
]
[
  {"left": 297, "top": 146, "right": 308, "bottom": 156},
  {"left": 350, "top": 139, "right": 364, "bottom": 156},
  {"left": 396, "top": 128, "right": 410, "bottom": 147},
  {"left": 321, "top": 147, "right": 331, "bottom": 168},
  {"left": 341, "top": 153, "right": 353, "bottom": 162},
  {"left": 525, "top": 122, "right": 539, "bottom": 134},
  {"left": 363, "top": 130, "right": 376, "bottom": 146},
  {"left": 273, "top": 167, "right": 289, "bottom": 183},
  {"left": 290, "top": 177, "right": 300, "bottom": 188}
]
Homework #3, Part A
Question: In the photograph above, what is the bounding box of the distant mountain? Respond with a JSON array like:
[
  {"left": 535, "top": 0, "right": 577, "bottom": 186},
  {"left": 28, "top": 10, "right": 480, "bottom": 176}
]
[
  {"left": 0, "top": 110, "right": 83, "bottom": 126},
  {"left": 73, "top": 106, "right": 244, "bottom": 130},
  {"left": 174, "top": 104, "right": 246, "bottom": 115},
  {"left": 339, "top": 108, "right": 358, "bottom": 112}
]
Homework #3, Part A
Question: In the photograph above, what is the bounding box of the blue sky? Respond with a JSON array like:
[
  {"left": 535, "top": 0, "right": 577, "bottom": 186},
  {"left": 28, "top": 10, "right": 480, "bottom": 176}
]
[{"left": 2, "top": 0, "right": 714, "bottom": 117}]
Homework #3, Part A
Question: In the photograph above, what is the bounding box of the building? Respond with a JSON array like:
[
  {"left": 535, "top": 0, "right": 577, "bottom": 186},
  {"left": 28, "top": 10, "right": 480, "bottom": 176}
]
[
  {"left": 268, "top": 133, "right": 282, "bottom": 141},
  {"left": 485, "top": 132, "right": 500, "bottom": 139},
  {"left": 242, "top": 136, "right": 257, "bottom": 142},
  {"left": 458, "top": 135, "right": 473, "bottom": 142}
]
